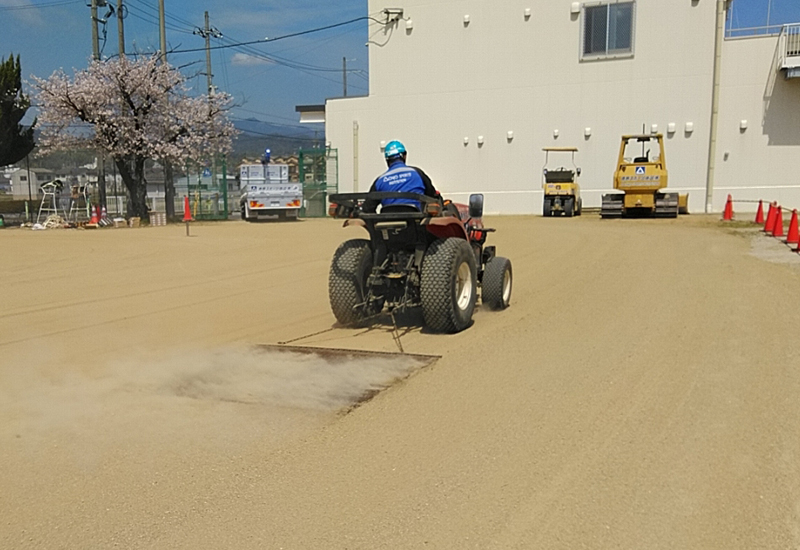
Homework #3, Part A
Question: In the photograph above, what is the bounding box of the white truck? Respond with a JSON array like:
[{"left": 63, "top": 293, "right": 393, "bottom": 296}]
[{"left": 239, "top": 163, "right": 302, "bottom": 221}]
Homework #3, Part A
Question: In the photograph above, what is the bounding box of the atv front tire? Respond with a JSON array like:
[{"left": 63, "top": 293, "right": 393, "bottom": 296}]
[
  {"left": 329, "top": 239, "right": 377, "bottom": 326},
  {"left": 420, "top": 237, "right": 477, "bottom": 333},
  {"left": 482, "top": 256, "right": 513, "bottom": 310},
  {"left": 564, "top": 197, "right": 575, "bottom": 217}
]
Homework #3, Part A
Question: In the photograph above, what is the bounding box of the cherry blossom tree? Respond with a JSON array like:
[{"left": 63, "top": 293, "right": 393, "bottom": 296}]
[{"left": 34, "top": 55, "right": 236, "bottom": 219}]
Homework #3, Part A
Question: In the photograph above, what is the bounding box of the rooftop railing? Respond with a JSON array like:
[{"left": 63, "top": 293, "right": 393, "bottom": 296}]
[
  {"left": 778, "top": 24, "right": 800, "bottom": 69},
  {"left": 725, "top": 24, "right": 785, "bottom": 39}
]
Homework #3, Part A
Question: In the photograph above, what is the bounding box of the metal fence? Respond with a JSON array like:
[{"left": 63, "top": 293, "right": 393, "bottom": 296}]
[
  {"left": 299, "top": 148, "right": 338, "bottom": 218},
  {"left": 103, "top": 159, "right": 230, "bottom": 220},
  {"left": 182, "top": 160, "right": 229, "bottom": 220}
]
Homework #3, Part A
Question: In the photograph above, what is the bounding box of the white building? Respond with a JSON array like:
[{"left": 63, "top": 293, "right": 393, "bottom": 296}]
[
  {"left": 324, "top": 0, "right": 800, "bottom": 214},
  {"left": 7, "top": 168, "right": 59, "bottom": 199}
]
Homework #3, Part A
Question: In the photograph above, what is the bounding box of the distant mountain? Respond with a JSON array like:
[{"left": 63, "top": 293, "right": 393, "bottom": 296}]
[
  {"left": 22, "top": 118, "right": 322, "bottom": 170},
  {"left": 231, "top": 118, "right": 324, "bottom": 160}
]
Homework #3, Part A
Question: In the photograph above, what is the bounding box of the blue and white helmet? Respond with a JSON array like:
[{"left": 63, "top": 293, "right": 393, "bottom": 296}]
[{"left": 384, "top": 140, "right": 406, "bottom": 160}]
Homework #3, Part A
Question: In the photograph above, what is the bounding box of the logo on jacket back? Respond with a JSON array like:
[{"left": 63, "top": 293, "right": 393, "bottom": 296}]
[{"left": 380, "top": 167, "right": 415, "bottom": 188}]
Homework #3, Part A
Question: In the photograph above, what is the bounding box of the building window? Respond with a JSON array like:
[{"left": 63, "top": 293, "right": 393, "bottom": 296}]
[
  {"left": 582, "top": 2, "right": 635, "bottom": 59},
  {"left": 20, "top": 175, "right": 27, "bottom": 182}
]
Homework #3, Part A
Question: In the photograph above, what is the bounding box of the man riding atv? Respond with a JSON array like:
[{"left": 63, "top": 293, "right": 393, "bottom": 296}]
[
  {"left": 327, "top": 140, "right": 513, "bottom": 333},
  {"left": 363, "top": 140, "right": 439, "bottom": 213}
]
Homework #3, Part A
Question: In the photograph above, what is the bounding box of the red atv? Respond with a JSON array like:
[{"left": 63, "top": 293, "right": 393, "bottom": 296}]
[{"left": 327, "top": 192, "right": 512, "bottom": 333}]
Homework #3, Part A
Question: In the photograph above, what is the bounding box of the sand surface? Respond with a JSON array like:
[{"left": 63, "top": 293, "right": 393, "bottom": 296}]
[{"left": 2, "top": 214, "right": 800, "bottom": 548}]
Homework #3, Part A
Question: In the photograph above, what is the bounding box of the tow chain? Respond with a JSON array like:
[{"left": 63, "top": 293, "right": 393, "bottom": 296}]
[
  {"left": 277, "top": 327, "right": 337, "bottom": 346},
  {"left": 390, "top": 310, "right": 405, "bottom": 354},
  {"left": 278, "top": 309, "right": 407, "bottom": 354}
]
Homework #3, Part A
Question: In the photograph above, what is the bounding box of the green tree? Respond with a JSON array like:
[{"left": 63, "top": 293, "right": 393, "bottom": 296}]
[{"left": 0, "top": 54, "right": 35, "bottom": 167}]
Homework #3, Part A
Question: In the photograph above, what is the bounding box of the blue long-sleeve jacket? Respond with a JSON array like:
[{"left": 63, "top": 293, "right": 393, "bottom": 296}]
[{"left": 364, "top": 160, "right": 437, "bottom": 211}]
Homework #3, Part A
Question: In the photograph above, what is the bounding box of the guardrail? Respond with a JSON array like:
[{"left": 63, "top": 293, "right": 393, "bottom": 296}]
[{"left": 725, "top": 24, "right": 785, "bottom": 39}]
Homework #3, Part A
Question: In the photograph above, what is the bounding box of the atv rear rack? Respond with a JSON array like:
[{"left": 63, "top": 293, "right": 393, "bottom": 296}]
[{"left": 329, "top": 192, "right": 441, "bottom": 219}]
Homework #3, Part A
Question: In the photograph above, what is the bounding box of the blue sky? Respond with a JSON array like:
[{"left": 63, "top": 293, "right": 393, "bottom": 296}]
[
  {"left": 1, "top": 0, "right": 799, "bottom": 135},
  {"left": 1, "top": 0, "right": 372, "bottom": 133}
]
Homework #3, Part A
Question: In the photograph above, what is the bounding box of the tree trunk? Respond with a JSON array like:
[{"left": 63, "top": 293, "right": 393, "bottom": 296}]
[
  {"left": 98, "top": 153, "right": 107, "bottom": 209},
  {"left": 164, "top": 162, "right": 175, "bottom": 220},
  {"left": 115, "top": 155, "right": 149, "bottom": 220}
]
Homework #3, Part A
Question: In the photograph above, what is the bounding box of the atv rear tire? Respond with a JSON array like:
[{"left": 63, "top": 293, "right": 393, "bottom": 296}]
[
  {"left": 420, "top": 238, "right": 477, "bottom": 333},
  {"left": 329, "top": 239, "right": 377, "bottom": 326},
  {"left": 482, "top": 256, "right": 513, "bottom": 310},
  {"left": 543, "top": 198, "right": 552, "bottom": 217}
]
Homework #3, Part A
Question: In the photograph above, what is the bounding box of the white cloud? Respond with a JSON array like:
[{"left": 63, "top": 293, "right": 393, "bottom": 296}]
[
  {"left": 230, "top": 53, "right": 272, "bottom": 66},
  {"left": 0, "top": 0, "right": 45, "bottom": 25}
]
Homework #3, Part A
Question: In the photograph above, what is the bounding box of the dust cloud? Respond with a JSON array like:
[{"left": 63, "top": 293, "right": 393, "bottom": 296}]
[
  {"left": 1, "top": 347, "right": 435, "bottom": 442},
  {"left": 154, "top": 347, "right": 434, "bottom": 410}
]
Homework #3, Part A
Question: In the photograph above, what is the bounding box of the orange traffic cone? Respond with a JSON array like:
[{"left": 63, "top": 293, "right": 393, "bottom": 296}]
[
  {"left": 754, "top": 200, "right": 764, "bottom": 224},
  {"left": 787, "top": 209, "right": 799, "bottom": 245},
  {"left": 764, "top": 203, "right": 777, "bottom": 233},
  {"left": 182, "top": 196, "right": 193, "bottom": 222},
  {"left": 89, "top": 205, "right": 99, "bottom": 224},
  {"left": 722, "top": 195, "right": 733, "bottom": 221},
  {"left": 772, "top": 206, "right": 784, "bottom": 238}
]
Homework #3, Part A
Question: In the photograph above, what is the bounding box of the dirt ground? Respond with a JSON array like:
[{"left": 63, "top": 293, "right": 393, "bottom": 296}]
[{"left": 2, "top": 213, "right": 800, "bottom": 549}]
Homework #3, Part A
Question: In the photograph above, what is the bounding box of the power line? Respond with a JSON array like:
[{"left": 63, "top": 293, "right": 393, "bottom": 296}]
[
  {"left": 234, "top": 107, "right": 315, "bottom": 125},
  {"left": 224, "top": 44, "right": 367, "bottom": 90},
  {"left": 0, "top": 0, "right": 81, "bottom": 11},
  {"left": 124, "top": 7, "right": 373, "bottom": 91},
  {"left": 215, "top": 35, "right": 230, "bottom": 92},
  {"left": 125, "top": 1, "right": 194, "bottom": 34},
  {"left": 128, "top": 0, "right": 198, "bottom": 32},
  {"left": 232, "top": 122, "right": 320, "bottom": 143},
  {"left": 170, "top": 16, "right": 382, "bottom": 55},
  {"left": 215, "top": 32, "right": 368, "bottom": 90},
  {"left": 126, "top": 0, "right": 195, "bottom": 33},
  {"left": 230, "top": 115, "right": 315, "bottom": 133}
]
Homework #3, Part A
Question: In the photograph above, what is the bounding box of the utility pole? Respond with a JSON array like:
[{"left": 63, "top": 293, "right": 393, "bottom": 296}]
[
  {"left": 204, "top": 12, "right": 213, "bottom": 99},
  {"left": 159, "top": 0, "right": 167, "bottom": 62},
  {"left": 90, "top": 0, "right": 107, "bottom": 209},
  {"left": 91, "top": 0, "right": 100, "bottom": 59},
  {"left": 158, "top": 0, "right": 175, "bottom": 218},
  {"left": 117, "top": 0, "right": 125, "bottom": 56},
  {"left": 343, "top": 57, "right": 347, "bottom": 97},
  {"left": 194, "top": 12, "right": 223, "bottom": 197}
]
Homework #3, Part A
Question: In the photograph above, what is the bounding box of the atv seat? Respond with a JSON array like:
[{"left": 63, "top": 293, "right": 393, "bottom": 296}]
[{"left": 633, "top": 156, "right": 648, "bottom": 163}]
